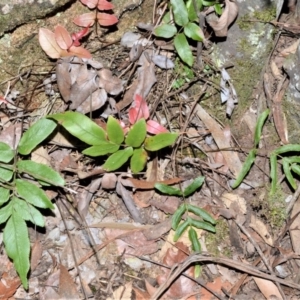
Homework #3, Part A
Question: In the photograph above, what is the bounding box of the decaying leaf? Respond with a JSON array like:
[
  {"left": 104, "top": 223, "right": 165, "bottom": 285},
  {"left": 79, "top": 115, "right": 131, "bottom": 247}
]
[
  {"left": 208, "top": 0, "right": 239, "bottom": 37},
  {"left": 249, "top": 214, "right": 273, "bottom": 246},
  {"left": 195, "top": 104, "right": 242, "bottom": 177},
  {"left": 56, "top": 56, "right": 123, "bottom": 113},
  {"left": 156, "top": 242, "right": 196, "bottom": 298}
]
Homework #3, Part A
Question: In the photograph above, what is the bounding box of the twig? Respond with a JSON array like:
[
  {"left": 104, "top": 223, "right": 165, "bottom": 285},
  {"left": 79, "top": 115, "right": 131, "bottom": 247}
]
[{"left": 235, "top": 220, "right": 287, "bottom": 300}]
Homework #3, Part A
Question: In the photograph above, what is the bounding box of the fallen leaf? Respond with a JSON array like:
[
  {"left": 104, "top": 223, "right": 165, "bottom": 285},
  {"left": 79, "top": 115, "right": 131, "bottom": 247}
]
[
  {"left": 249, "top": 214, "right": 273, "bottom": 246},
  {"left": 253, "top": 277, "right": 282, "bottom": 299},
  {"left": 109, "top": 282, "right": 132, "bottom": 300},
  {"left": 208, "top": 0, "right": 239, "bottom": 37},
  {"left": 59, "top": 264, "right": 80, "bottom": 300},
  {"left": 195, "top": 104, "right": 242, "bottom": 177},
  {"left": 221, "top": 192, "right": 247, "bottom": 215}
]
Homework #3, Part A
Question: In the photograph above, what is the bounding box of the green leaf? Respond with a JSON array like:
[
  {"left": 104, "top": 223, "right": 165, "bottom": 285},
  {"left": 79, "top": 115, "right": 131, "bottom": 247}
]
[
  {"left": 162, "top": 11, "right": 171, "bottom": 23},
  {"left": 186, "top": 0, "right": 202, "bottom": 21},
  {"left": 13, "top": 197, "right": 45, "bottom": 227},
  {"left": 4, "top": 212, "right": 30, "bottom": 288},
  {"left": 183, "top": 176, "right": 205, "bottom": 197},
  {"left": 231, "top": 149, "right": 257, "bottom": 189},
  {"left": 17, "top": 160, "right": 65, "bottom": 186},
  {"left": 190, "top": 218, "right": 216, "bottom": 233},
  {"left": 154, "top": 24, "right": 177, "bottom": 38},
  {"left": 130, "top": 148, "right": 148, "bottom": 173},
  {"left": 107, "top": 116, "right": 124, "bottom": 145},
  {"left": 184, "top": 22, "right": 204, "bottom": 41},
  {"left": 284, "top": 156, "right": 300, "bottom": 164},
  {"left": 174, "top": 219, "right": 190, "bottom": 242},
  {"left": 174, "top": 33, "right": 194, "bottom": 66},
  {"left": 283, "top": 158, "right": 296, "bottom": 190},
  {"left": 186, "top": 204, "right": 216, "bottom": 225},
  {"left": 274, "top": 144, "right": 300, "bottom": 155},
  {"left": 125, "top": 119, "right": 147, "bottom": 148},
  {"left": 0, "top": 200, "right": 13, "bottom": 224},
  {"left": 291, "top": 164, "right": 300, "bottom": 176},
  {"left": 0, "top": 187, "right": 10, "bottom": 206},
  {"left": 0, "top": 166, "right": 13, "bottom": 182},
  {"left": 188, "top": 227, "right": 201, "bottom": 252},
  {"left": 203, "top": 0, "right": 217, "bottom": 5},
  {"left": 270, "top": 153, "right": 277, "bottom": 195},
  {"left": 144, "top": 132, "right": 178, "bottom": 151},
  {"left": 18, "top": 118, "right": 57, "bottom": 155},
  {"left": 154, "top": 183, "right": 183, "bottom": 196},
  {"left": 214, "top": 3, "right": 222, "bottom": 15},
  {"left": 171, "top": 0, "right": 189, "bottom": 26},
  {"left": 48, "top": 111, "right": 106, "bottom": 145},
  {"left": 15, "top": 179, "right": 54, "bottom": 209},
  {"left": 0, "top": 142, "right": 14, "bottom": 163},
  {"left": 103, "top": 147, "right": 133, "bottom": 171},
  {"left": 83, "top": 141, "right": 119, "bottom": 156},
  {"left": 171, "top": 204, "right": 186, "bottom": 230},
  {"left": 254, "top": 109, "right": 269, "bottom": 148}
]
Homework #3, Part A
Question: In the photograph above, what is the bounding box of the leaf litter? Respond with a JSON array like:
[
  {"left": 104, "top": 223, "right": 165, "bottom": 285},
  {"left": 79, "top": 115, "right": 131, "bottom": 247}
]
[{"left": 3, "top": 0, "right": 300, "bottom": 299}]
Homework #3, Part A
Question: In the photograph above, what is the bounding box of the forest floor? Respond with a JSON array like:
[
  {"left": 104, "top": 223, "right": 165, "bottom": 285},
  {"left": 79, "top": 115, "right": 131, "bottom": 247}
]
[{"left": 1, "top": 0, "right": 300, "bottom": 299}]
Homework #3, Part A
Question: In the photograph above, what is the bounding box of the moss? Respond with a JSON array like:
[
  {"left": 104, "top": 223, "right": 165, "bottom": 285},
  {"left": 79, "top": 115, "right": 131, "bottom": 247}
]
[
  {"left": 205, "top": 219, "right": 231, "bottom": 257},
  {"left": 237, "top": 5, "right": 276, "bottom": 31},
  {"left": 253, "top": 6, "right": 276, "bottom": 23},
  {"left": 252, "top": 187, "right": 287, "bottom": 231}
]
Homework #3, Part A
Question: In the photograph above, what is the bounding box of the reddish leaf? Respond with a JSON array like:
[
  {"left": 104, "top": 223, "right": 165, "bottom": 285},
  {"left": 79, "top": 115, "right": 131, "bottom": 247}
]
[
  {"left": 68, "top": 45, "right": 92, "bottom": 58},
  {"left": 71, "top": 26, "right": 90, "bottom": 46},
  {"left": 146, "top": 120, "right": 168, "bottom": 134},
  {"left": 97, "top": 13, "right": 118, "bottom": 26},
  {"left": 54, "top": 25, "right": 73, "bottom": 50},
  {"left": 74, "top": 12, "right": 96, "bottom": 27},
  {"left": 129, "top": 94, "right": 149, "bottom": 124},
  {"left": 39, "top": 28, "right": 67, "bottom": 59},
  {"left": 98, "top": 0, "right": 114, "bottom": 10},
  {"left": 79, "top": 0, "right": 98, "bottom": 8}
]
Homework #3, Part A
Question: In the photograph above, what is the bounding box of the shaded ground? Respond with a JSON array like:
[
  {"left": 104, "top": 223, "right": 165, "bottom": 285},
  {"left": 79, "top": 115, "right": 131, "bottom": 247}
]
[{"left": 1, "top": 0, "right": 300, "bottom": 299}]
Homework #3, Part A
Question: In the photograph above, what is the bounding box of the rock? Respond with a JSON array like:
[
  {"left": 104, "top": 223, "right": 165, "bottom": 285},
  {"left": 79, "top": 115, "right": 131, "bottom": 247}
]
[{"left": 0, "top": 0, "right": 74, "bottom": 37}]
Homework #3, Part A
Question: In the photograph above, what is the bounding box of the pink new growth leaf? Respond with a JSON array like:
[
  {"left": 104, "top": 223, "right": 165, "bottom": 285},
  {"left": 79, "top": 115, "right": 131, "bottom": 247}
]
[
  {"left": 146, "top": 120, "right": 168, "bottom": 134},
  {"left": 98, "top": 0, "right": 114, "bottom": 10},
  {"left": 39, "top": 28, "right": 68, "bottom": 59},
  {"left": 72, "top": 26, "right": 90, "bottom": 47},
  {"left": 68, "top": 45, "right": 92, "bottom": 58},
  {"left": 54, "top": 25, "right": 73, "bottom": 50},
  {"left": 97, "top": 13, "right": 118, "bottom": 26},
  {"left": 80, "top": 0, "right": 98, "bottom": 8},
  {"left": 74, "top": 12, "right": 96, "bottom": 27},
  {"left": 129, "top": 94, "right": 149, "bottom": 124}
]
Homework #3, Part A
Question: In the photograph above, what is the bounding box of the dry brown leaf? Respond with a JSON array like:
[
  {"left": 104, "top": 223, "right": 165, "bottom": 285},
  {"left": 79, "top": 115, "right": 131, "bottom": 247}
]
[
  {"left": 279, "top": 39, "right": 300, "bottom": 57},
  {"left": 149, "top": 196, "right": 180, "bottom": 214},
  {"left": 102, "top": 173, "right": 117, "bottom": 189},
  {"left": 208, "top": 0, "right": 239, "bottom": 37},
  {"left": 200, "top": 277, "right": 232, "bottom": 299},
  {"left": 290, "top": 199, "right": 300, "bottom": 254},
  {"left": 195, "top": 104, "right": 242, "bottom": 177},
  {"left": 157, "top": 242, "right": 196, "bottom": 299},
  {"left": 122, "top": 177, "right": 182, "bottom": 189},
  {"left": 30, "top": 240, "right": 43, "bottom": 272},
  {"left": 221, "top": 192, "right": 247, "bottom": 214},
  {"left": 0, "top": 272, "right": 21, "bottom": 299},
  {"left": 58, "top": 264, "right": 80, "bottom": 300},
  {"left": 108, "top": 282, "right": 132, "bottom": 300},
  {"left": 31, "top": 146, "right": 51, "bottom": 166},
  {"left": 270, "top": 60, "right": 283, "bottom": 79},
  {"left": 253, "top": 277, "right": 282, "bottom": 299},
  {"left": 98, "top": 69, "right": 123, "bottom": 95},
  {"left": 133, "top": 287, "right": 151, "bottom": 300},
  {"left": 135, "top": 51, "right": 157, "bottom": 98},
  {"left": 249, "top": 214, "right": 273, "bottom": 246}
]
